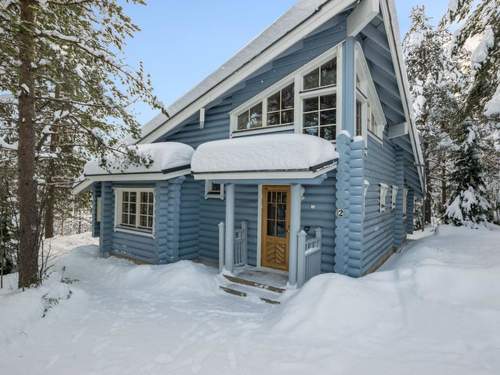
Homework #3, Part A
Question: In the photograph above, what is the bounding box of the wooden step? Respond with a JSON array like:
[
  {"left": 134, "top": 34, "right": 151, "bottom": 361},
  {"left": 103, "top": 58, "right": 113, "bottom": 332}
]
[
  {"left": 223, "top": 274, "right": 286, "bottom": 294},
  {"left": 218, "top": 284, "right": 281, "bottom": 304}
]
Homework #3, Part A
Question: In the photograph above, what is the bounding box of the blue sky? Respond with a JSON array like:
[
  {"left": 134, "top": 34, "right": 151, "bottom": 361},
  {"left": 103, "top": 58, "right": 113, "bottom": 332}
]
[{"left": 124, "top": 0, "right": 449, "bottom": 124}]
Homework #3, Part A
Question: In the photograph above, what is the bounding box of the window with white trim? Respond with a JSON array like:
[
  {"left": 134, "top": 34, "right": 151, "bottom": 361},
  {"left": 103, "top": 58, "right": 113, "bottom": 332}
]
[
  {"left": 116, "top": 189, "right": 154, "bottom": 233},
  {"left": 302, "top": 93, "right": 337, "bottom": 140},
  {"left": 236, "top": 83, "right": 295, "bottom": 131},
  {"left": 205, "top": 180, "right": 224, "bottom": 200},
  {"left": 391, "top": 185, "right": 398, "bottom": 210},
  {"left": 379, "top": 183, "right": 389, "bottom": 213},
  {"left": 302, "top": 58, "right": 336, "bottom": 90}
]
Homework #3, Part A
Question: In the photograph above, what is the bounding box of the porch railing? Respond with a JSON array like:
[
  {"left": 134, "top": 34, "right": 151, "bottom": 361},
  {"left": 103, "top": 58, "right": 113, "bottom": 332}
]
[
  {"left": 218, "top": 221, "right": 248, "bottom": 272},
  {"left": 297, "top": 228, "right": 322, "bottom": 287}
]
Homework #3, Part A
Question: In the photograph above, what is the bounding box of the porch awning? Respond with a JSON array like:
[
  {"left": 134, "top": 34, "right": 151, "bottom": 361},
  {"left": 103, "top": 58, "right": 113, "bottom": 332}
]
[
  {"left": 72, "top": 142, "right": 194, "bottom": 194},
  {"left": 191, "top": 134, "right": 338, "bottom": 180}
]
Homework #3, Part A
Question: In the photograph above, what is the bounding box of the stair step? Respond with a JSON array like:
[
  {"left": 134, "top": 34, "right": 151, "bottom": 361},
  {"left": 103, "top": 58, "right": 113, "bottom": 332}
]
[
  {"left": 219, "top": 283, "right": 281, "bottom": 304},
  {"left": 223, "top": 274, "right": 286, "bottom": 294}
]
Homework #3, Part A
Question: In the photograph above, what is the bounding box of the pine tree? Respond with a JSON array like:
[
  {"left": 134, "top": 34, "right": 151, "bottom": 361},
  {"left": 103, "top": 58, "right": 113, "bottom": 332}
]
[
  {"left": 444, "top": 0, "right": 500, "bottom": 119},
  {"left": 403, "top": 6, "right": 462, "bottom": 221},
  {"left": 0, "top": 0, "right": 165, "bottom": 288},
  {"left": 445, "top": 120, "right": 490, "bottom": 226}
]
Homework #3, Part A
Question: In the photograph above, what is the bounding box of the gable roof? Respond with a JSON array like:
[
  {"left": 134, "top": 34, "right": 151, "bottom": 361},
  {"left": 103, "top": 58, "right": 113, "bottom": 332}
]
[
  {"left": 138, "top": 0, "right": 356, "bottom": 143},
  {"left": 138, "top": 0, "right": 425, "bottom": 192}
]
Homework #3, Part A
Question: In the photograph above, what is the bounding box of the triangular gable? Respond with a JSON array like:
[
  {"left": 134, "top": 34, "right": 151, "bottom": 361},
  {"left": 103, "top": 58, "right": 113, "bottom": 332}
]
[{"left": 138, "top": 0, "right": 425, "bottom": 193}]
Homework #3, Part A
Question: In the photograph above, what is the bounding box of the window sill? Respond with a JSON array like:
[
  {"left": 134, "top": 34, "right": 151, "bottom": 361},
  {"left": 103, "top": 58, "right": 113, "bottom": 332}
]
[
  {"left": 232, "top": 124, "right": 294, "bottom": 137},
  {"left": 114, "top": 226, "right": 155, "bottom": 238},
  {"left": 205, "top": 193, "right": 224, "bottom": 200}
]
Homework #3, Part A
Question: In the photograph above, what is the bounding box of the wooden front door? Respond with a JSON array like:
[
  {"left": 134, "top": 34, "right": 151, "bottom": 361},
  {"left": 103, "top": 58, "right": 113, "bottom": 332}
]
[{"left": 261, "top": 185, "right": 290, "bottom": 271}]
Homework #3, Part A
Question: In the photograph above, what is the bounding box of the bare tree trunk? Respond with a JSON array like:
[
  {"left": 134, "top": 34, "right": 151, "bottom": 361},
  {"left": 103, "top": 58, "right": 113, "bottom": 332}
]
[{"left": 17, "top": 0, "right": 39, "bottom": 288}]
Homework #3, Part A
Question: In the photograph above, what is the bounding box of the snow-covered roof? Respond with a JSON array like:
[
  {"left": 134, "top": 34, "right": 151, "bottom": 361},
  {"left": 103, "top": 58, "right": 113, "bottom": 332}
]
[
  {"left": 84, "top": 142, "right": 194, "bottom": 176},
  {"left": 191, "top": 134, "right": 338, "bottom": 179}
]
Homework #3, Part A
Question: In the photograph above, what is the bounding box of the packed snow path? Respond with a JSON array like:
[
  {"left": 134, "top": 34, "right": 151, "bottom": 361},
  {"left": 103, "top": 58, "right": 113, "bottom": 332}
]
[{"left": 1, "top": 225, "right": 500, "bottom": 374}]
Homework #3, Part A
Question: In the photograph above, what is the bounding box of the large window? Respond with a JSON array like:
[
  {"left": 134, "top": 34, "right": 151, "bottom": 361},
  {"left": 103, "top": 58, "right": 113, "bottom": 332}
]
[
  {"left": 236, "top": 83, "right": 295, "bottom": 131},
  {"left": 116, "top": 189, "right": 154, "bottom": 233},
  {"left": 302, "top": 93, "right": 336, "bottom": 141}
]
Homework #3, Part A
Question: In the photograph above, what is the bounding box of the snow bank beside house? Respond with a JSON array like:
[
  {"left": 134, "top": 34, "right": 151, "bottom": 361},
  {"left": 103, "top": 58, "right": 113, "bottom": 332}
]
[
  {"left": 191, "top": 134, "right": 338, "bottom": 173},
  {"left": 2, "top": 226, "right": 500, "bottom": 374},
  {"left": 83, "top": 142, "right": 194, "bottom": 175},
  {"left": 273, "top": 225, "right": 500, "bottom": 361}
]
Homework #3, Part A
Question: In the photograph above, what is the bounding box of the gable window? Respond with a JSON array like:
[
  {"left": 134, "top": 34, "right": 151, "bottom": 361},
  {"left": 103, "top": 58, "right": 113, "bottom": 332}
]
[
  {"left": 302, "top": 94, "right": 336, "bottom": 141},
  {"left": 267, "top": 83, "right": 294, "bottom": 126},
  {"left": 356, "top": 100, "right": 363, "bottom": 137},
  {"left": 115, "top": 188, "right": 155, "bottom": 234},
  {"left": 237, "top": 103, "right": 263, "bottom": 130},
  {"left": 379, "top": 183, "right": 389, "bottom": 213},
  {"left": 205, "top": 180, "right": 224, "bottom": 199},
  {"left": 235, "top": 83, "right": 295, "bottom": 132},
  {"left": 303, "top": 58, "right": 336, "bottom": 90}
]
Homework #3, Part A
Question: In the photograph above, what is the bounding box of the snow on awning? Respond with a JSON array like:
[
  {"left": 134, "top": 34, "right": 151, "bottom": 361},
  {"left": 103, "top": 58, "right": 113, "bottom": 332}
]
[
  {"left": 73, "top": 142, "right": 194, "bottom": 194},
  {"left": 84, "top": 142, "right": 194, "bottom": 176},
  {"left": 191, "top": 134, "right": 338, "bottom": 180}
]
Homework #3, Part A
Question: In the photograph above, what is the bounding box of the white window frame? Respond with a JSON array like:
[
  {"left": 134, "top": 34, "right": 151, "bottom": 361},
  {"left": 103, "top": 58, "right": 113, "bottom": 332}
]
[
  {"left": 205, "top": 180, "right": 224, "bottom": 200},
  {"left": 230, "top": 44, "right": 342, "bottom": 141},
  {"left": 391, "top": 185, "right": 398, "bottom": 210},
  {"left": 113, "top": 187, "right": 155, "bottom": 237},
  {"left": 379, "top": 183, "right": 389, "bottom": 213},
  {"left": 355, "top": 42, "right": 386, "bottom": 142},
  {"left": 229, "top": 42, "right": 386, "bottom": 143}
]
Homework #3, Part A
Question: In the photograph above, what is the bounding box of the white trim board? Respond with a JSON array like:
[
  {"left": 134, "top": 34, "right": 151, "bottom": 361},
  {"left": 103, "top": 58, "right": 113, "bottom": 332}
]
[{"left": 72, "top": 169, "right": 191, "bottom": 196}]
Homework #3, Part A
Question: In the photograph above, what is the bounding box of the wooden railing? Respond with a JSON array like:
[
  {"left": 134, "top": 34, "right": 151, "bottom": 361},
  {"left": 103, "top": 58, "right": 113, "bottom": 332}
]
[
  {"left": 218, "top": 221, "right": 248, "bottom": 272},
  {"left": 297, "top": 227, "right": 322, "bottom": 287}
]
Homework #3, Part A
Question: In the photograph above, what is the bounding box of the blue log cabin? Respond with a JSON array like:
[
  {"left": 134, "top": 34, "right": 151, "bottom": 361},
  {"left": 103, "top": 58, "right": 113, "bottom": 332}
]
[{"left": 73, "top": 0, "right": 425, "bottom": 297}]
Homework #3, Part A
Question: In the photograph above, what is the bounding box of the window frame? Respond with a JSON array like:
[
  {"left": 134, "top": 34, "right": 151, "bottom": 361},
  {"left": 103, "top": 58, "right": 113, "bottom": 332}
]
[
  {"left": 230, "top": 45, "right": 341, "bottom": 140},
  {"left": 391, "top": 185, "right": 398, "bottom": 210},
  {"left": 113, "top": 187, "right": 155, "bottom": 237},
  {"left": 354, "top": 42, "right": 386, "bottom": 142},
  {"left": 205, "top": 180, "right": 224, "bottom": 200},
  {"left": 379, "top": 183, "right": 389, "bottom": 213}
]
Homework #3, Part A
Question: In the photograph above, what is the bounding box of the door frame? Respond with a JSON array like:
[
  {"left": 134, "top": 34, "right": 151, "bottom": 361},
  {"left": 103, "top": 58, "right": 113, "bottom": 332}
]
[{"left": 258, "top": 184, "right": 291, "bottom": 272}]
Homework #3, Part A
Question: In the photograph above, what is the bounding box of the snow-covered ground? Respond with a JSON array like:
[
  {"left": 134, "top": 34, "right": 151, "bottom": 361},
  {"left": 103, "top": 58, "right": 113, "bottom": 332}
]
[{"left": 1, "top": 225, "right": 500, "bottom": 375}]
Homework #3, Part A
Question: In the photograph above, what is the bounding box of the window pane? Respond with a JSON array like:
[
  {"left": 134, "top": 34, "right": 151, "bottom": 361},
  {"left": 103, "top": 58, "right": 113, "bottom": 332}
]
[
  {"left": 303, "top": 68, "right": 319, "bottom": 90},
  {"left": 281, "top": 83, "right": 294, "bottom": 109},
  {"left": 123, "top": 191, "right": 129, "bottom": 202},
  {"left": 140, "top": 203, "right": 147, "bottom": 215},
  {"left": 267, "top": 92, "right": 280, "bottom": 112},
  {"left": 249, "top": 103, "right": 262, "bottom": 128},
  {"left": 320, "top": 126, "right": 336, "bottom": 141},
  {"left": 303, "top": 112, "right": 318, "bottom": 127},
  {"left": 303, "top": 127, "right": 318, "bottom": 136},
  {"left": 303, "top": 97, "right": 319, "bottom": 112},
  {"left": 122, "top": 213, "right": 128, "bottom": 224},
  {"left": 237, "top": 111, "right": 249, "bottom": 130},
  {"left": 281, "top": 110, "right": 294, "bottom": 124},
  {"left": 211, "top": 183, "right": 221, "bottom": 193},
  {"left": 129, "top": 192, "right": 137, "bottom": 203},
  {"left": 267, "top": 112, "right": 280, "bottom": 126},
  {"left": 267, "top": 220, "right": 276, "bottom": 236},
  {"left": 320, "top": 110, "right": 336, "bottom": 125},
  {"left": 129, "top": 213, "right": 136, "bottom": 226},
  {"left": 320, "top": 59, "right": 336, "bottom": 86},
  {"left": 148, "top": 216, "right": 153, "bottom": 228},
  {"left": 140, "top": 215, "right": 147, "bottom": 228},
  {"left": 276, "top": 221, "right": 286, "bottom": 237},
  {"left": 320, "top": 94, "right": 335, "bottom": 109}
]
